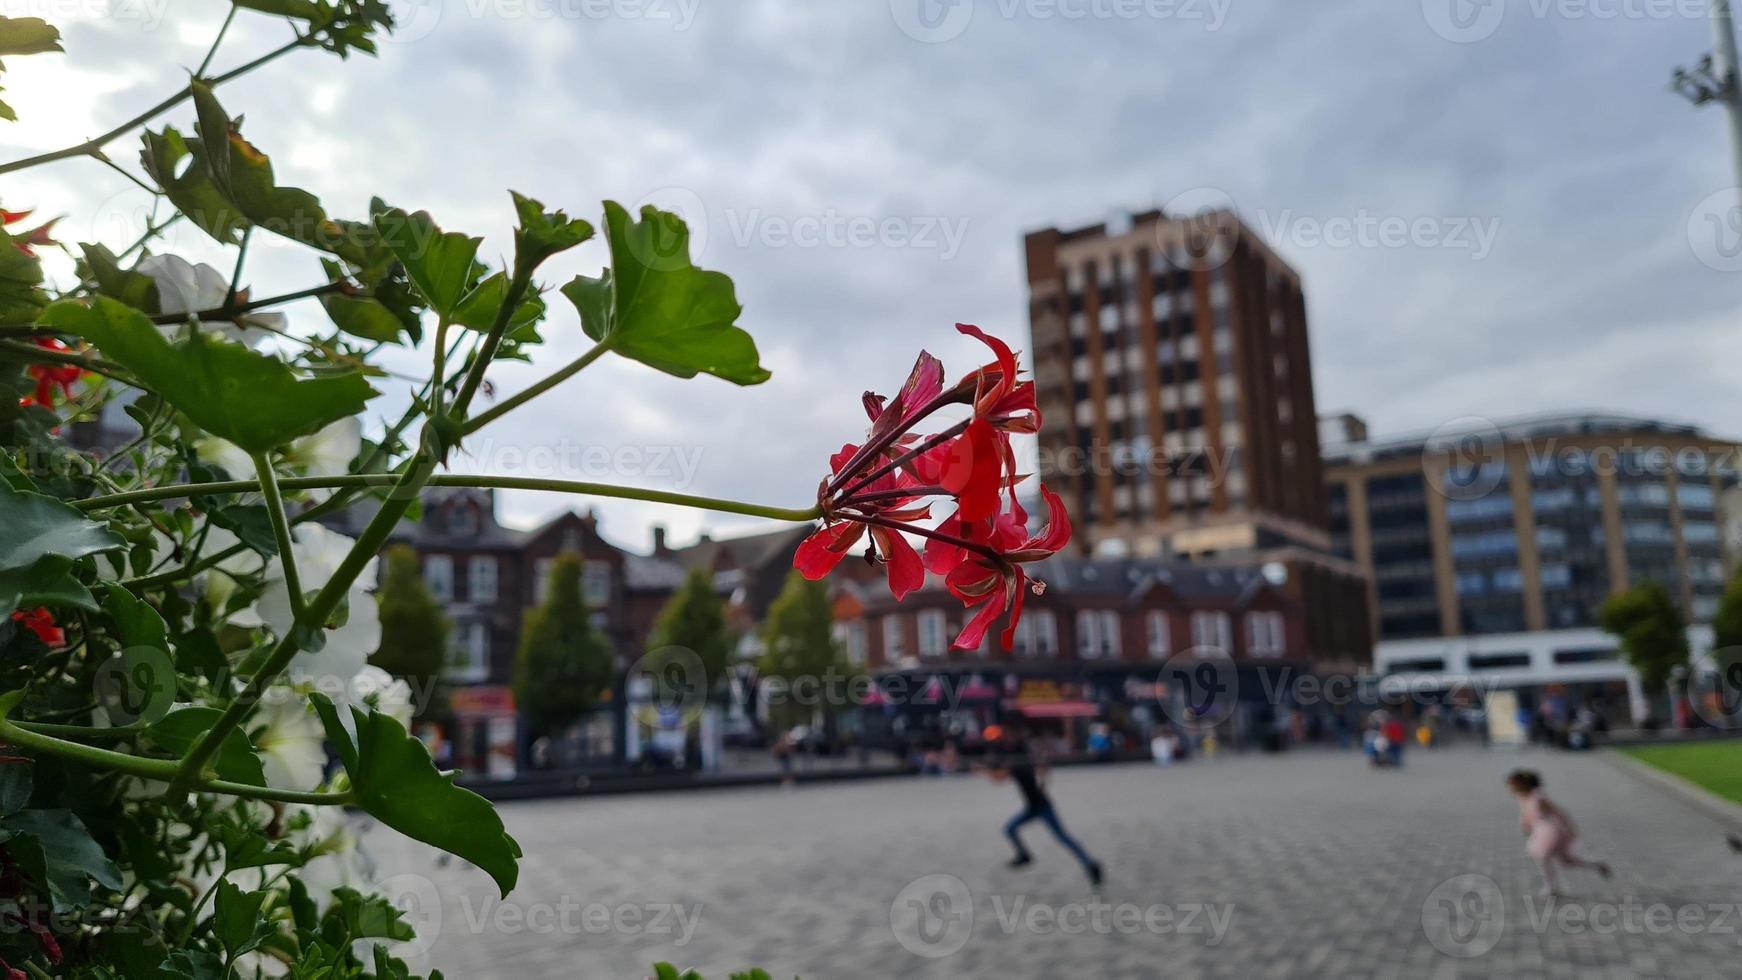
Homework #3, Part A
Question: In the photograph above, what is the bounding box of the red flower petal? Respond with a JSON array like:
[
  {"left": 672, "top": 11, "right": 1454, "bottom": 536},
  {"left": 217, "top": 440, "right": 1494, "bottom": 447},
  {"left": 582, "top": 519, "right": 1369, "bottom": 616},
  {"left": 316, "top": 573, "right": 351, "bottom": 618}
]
[
  {"left": 870, "top": 526, "right": 925, "bottom": 601},
  {"left": 793, "top": 523, "right": 864, "bottom": 580},
  {"left": 952, "top": 586, "right": 1007, "bottom": 651}
]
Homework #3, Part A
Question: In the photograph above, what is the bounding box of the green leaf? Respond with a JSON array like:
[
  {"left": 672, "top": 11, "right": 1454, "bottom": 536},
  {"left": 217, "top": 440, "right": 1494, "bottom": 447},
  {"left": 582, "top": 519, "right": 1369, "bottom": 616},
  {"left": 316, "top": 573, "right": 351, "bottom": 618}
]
[
  {"left": 161, "top": 950, "right": 227, "bottom": 980},
  {"left": 562, "top": 201, "right": 769, "bottom": 386},
  {"left": 145, "top": 707, "right": 266, "bottom": 787},
  {"left": 212, "top": 880, "right": 274, "bottom": 958},
  {"left": 78, "top": 244, "right": 160, "bottom": 311},
  {"left": 216, "top": 823, "right": 304, "bottom": 871},
  {"left": 374, "top": 209, "right": 482, "bottom": 318},
  {"left": 0, "top": 554, "right": 98, "bottom": 617},
  {"left": 0, "top": 16, "right": 62, "bottom": 56},
  {"left": 205, "top": 504, "right": 279, "bottom": 558},
  {"left": 232, "top": 0, "right": 324, "bottom": 22},
  {"left": 320, "top": 291, "right": 405, "bottom": 343},
  {"left": 322, "top": 886, "right": 415, "bottom": 943},
  {"left": 41, "top": 296, "right": 376, "bottom": 454},
  {"left": 2, "top": 808, "right": 123, "bottom": 911},
  {"left": 0, "top": 483, "right": 122, "bottom": 615},
  {"left": 102, "top": 583, "right": 168, "bottom": 653},
  {"left": 510, "top": 191, "right": 593, "bottom": 271},
  {"left": 310, "top": 694, "right": 521, "bottom": 897},
  {"left": 452, "top": 271, "right": 544, "bottom": 337},
  {"left": 191, "top": 84, "right": 339, "bottom": 253},
  {"left": 140, "top": 128, "right": 249, "bottom": 246}
]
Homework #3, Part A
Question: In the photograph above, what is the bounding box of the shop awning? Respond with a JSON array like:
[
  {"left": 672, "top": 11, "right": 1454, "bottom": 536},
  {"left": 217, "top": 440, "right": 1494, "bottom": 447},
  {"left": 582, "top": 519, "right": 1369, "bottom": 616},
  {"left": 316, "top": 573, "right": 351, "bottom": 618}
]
[{"left": 1015, "top": 701, "right": 1100, "bottom": 719}]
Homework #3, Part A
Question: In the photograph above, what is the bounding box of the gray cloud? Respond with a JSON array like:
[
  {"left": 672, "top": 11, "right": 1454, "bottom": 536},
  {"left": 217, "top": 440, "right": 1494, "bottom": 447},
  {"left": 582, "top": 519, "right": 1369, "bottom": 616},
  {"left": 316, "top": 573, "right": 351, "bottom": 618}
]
[{"left": 4, "top": 0, "right": 1735, "bottom": 550}]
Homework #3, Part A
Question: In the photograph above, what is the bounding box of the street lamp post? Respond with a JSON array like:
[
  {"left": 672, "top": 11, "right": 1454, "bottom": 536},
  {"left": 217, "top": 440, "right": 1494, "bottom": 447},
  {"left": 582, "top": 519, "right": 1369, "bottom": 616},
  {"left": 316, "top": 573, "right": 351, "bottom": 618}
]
[{"left": 1673, "top": 0, "right": 1742, "bottom": 198}]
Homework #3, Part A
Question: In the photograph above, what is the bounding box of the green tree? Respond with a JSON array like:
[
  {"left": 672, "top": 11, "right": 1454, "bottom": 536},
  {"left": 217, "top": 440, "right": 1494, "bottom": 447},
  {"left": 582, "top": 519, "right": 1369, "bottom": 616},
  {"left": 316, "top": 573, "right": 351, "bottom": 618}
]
[
  {"left": 1710, "top": 564, "right": 1742, "bottom": 653},
  {"left": 371, "top": 543, "right": 449, "bottom": 717},
  {"left": 758, "top": 571, "right": 851, "bottom": 731},
  {"left": 645, "top": 567, "right": 732, "bottom": 696},
  {"left": 514, "top": 552, "right": 616, "bottom": 739},
  {"left": 1598, "top": 581, "right": 1690, "bottom": 701}
]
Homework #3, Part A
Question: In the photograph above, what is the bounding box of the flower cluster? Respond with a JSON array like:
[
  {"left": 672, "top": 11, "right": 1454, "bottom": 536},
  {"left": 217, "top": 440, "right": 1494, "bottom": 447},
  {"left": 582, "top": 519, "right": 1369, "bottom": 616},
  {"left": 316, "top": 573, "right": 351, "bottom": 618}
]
[
  {"left": 8, "top": 608, "right": 62, "bottom": 647},
  {"left": 794, "top": 324, "right": 1071, "bottom": 651}
]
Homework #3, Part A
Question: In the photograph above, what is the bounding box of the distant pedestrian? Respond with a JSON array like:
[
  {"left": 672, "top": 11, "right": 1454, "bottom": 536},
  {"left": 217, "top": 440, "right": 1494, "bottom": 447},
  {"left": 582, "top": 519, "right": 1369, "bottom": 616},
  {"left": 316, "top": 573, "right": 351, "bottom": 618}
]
[
  {"left": 1506, "top": 769, "right": 1612, "bottom": 897},
  {"left": 772, "top": 732, "right": 795, "bottom": 788},
  {"left": 988, "top": 730, "right": 1103, "bottom": 887}
]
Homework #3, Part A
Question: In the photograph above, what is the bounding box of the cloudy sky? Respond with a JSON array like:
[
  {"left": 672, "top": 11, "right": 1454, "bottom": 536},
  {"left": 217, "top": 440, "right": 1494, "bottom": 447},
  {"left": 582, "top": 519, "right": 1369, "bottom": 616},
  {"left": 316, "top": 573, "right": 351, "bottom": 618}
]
[{"left": 7, "top": 0, "right": 1738, "bottom": 552}]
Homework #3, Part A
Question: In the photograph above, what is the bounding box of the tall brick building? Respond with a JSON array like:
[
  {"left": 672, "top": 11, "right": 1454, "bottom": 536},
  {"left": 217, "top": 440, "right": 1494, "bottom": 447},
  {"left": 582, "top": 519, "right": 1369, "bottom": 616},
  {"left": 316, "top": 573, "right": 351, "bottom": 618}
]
[{"left": 1023, "top": 208, "right": 1370, "bottom": 668}]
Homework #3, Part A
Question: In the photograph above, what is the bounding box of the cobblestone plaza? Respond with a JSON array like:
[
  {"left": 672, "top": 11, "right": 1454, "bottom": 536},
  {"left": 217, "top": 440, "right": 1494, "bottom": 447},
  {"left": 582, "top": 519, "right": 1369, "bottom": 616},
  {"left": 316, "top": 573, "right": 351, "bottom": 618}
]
[{"left": 369, "top": 746, "right": 1742, "bottom": 978}]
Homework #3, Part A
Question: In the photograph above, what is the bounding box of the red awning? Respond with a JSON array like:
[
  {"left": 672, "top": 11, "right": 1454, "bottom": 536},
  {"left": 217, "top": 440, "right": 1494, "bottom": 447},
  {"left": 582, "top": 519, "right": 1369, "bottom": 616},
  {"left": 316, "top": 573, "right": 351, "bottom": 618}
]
[{"left": 1015, "top": 701, "right": 1100, "bottom": 719}]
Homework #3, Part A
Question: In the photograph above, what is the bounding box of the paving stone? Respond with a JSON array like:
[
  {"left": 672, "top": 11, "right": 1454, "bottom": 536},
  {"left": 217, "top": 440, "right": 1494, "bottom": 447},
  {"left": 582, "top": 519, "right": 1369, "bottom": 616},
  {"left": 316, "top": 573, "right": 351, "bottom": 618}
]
[{"left": 362, "top": 745, "right": 1742, "bottom": 978}]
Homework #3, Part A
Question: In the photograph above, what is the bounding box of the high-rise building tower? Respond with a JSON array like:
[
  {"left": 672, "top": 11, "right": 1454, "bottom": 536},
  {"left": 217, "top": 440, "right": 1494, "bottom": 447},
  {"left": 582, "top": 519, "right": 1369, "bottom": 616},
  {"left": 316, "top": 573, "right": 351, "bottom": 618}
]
[{"left": 1023, "top": 208, "right": 1370, "bottom": 665}]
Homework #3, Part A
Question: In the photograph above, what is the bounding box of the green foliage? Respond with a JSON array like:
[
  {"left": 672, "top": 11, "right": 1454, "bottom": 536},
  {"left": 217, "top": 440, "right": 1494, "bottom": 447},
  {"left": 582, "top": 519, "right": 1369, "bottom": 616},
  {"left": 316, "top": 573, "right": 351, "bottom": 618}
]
[
  {"left": 0, "top": 481, "right": 125, "bottom": 615},
  {"left": 1711, "top": 564, "right": 1742, "bottom": 653},
  {"left": 42, "top": 296, "right": 379, "bottom": 454},
  {"left": 0, "top": 15, "right": 62, "bottom": 122},
  {"left": 0, "top": 5, "right": 793, "bottom": 975},
  {"left": 652, "top": 965, "right": 786, "bottom": 980},
  {"left": 647, "top": 566, "right": 733, "bottom": 696},
  {"left": 1597, "top": 580, "right": 1690, "bottom": 697},
  {"left": 312, "top": 694, "right": 522, "bottom": 897},
  {"left": 514, "top": 552, "right": 616, "bottom": 736},
  {"left": 371, "top": 543, "right": 449, "bottom": 698},
  {"left": 565, "top": 202, "right": 770, "bottom": 386},
  {"left": 758, "top": 571, "right": 850, "bottom": 729}
]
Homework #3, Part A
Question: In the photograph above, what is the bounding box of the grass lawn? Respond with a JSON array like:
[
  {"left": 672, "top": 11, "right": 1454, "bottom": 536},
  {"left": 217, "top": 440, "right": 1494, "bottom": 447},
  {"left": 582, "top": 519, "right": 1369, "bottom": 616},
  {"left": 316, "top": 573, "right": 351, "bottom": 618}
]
[{"left": 1622, "top": 741, "right": 1742, "bottom": 805}]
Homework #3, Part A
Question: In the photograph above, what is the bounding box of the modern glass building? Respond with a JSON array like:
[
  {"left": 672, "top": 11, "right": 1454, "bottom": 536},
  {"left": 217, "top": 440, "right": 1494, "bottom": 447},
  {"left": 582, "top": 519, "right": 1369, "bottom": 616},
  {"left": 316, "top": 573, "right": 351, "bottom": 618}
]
[{"left": 1324, "top": 413, "right": 1738, "bottom": 720}]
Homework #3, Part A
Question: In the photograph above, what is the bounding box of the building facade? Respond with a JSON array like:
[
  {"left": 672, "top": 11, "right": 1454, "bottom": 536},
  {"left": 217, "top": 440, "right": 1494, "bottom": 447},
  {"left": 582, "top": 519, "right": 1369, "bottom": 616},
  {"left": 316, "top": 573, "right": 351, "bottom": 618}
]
[
  {"left": 838, "top": 557, "right": 1315, "bottom": 751},
  {"left": 1023, "top": 208, "right": 1370, "bottom": 667},
  {"left": 324, "top": 490, "right": 690, "bottom": 772},
  {"left": 1326, "top": 412, "right": 1741, "bottom": 720}
]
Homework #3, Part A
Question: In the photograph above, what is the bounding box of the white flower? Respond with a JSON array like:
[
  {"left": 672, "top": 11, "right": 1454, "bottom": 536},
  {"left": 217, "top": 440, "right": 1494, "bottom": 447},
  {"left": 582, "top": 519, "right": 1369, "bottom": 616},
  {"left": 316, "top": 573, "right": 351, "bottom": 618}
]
[
  {"left": 256, "top": 523, "right": 380, "bottom": 685},
  {"left": 138, "top": 254, "right": 286, "bottom": 348},
  {"left": 250, "top": 691, "right": 328, "bottom": 791},
  {"left": 348, "top": 664, "right": 415, "bottom": 728},
  {"left": 196, "top": 415, "right": 360, "bottom": 502}
]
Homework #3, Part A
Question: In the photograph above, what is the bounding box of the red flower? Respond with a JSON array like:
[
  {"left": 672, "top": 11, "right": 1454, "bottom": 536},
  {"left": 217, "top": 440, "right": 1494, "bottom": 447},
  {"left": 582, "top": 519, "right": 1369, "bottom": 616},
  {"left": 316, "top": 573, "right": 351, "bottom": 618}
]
[
  {"left": 794, "top": 325, "right": 1072, "bottom": 651},
  {"left": 1, "top": 208, "right": 57, "bottom": 257},
  {"left": 795, "top": 444, "right": 931, "bottom": 600},
  {"left": 9, "top": 608, "right": 63, "bottom": 648},
  {"left": 930, "top": 486, "right": 1073, "bottom": 651},
  {"left": 19, "top": 338, "right": 82, "bottom": 408}
]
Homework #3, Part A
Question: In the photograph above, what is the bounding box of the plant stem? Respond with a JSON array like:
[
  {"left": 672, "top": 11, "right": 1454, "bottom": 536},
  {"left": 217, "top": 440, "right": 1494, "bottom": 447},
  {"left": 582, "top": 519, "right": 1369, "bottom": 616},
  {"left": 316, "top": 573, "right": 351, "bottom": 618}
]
[
  {"left": 77, "top": 473, "right": 823, "bottom": 524},
  {"left": 462, "top": 341, "right": 610, "bottom": 434},
  {"left": 197, "top": 6, "right": 240, "bottom": 77},
  {"left": 844, "top": 510, "right": 1004, "bottom": 566},
  {"left": 0, "top": 338, "right": 136, "bottom": 385},
  {"left": 0, "top": 34, "right": 315, "bottom": 176},
  {"left": 0, "top": 696, "right": 352, "bottom": 806},
  {"left": 148, "top": 281, "right": 342, "bottom": 325},
  {"left": 252, "top": 451, "right": 305, "bottom": 621},
  {"left": 835, "top": 420, "right": 970, "bottom": 503},
  {"left": 165, "top": 264, "right": 541, "bottom": 795}
]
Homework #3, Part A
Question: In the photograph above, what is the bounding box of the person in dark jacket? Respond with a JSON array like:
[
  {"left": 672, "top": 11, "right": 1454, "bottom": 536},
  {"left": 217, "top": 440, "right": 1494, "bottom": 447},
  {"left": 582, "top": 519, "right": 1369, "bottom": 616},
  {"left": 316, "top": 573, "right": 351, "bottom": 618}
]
[{"left": 987, "top": 727, "right": 1103, "bottom": 887}]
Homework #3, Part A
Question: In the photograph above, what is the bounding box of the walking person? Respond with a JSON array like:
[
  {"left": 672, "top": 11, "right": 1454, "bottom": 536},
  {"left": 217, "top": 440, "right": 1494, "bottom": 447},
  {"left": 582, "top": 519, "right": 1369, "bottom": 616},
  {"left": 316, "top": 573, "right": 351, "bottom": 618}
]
[
  {"left": 1506, "top": 769, "right": 1612, "bottom": 897},
  {"left": 987, "top": 728, "right": 1103, "bottom": 887}
]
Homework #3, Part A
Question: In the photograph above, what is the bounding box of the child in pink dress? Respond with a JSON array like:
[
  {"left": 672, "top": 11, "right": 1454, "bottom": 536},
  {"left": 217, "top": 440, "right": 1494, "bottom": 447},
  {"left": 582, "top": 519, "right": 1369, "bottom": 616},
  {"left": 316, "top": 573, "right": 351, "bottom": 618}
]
[{"left": 1506, "top": 769, "right": 1612, "bottom": 896}]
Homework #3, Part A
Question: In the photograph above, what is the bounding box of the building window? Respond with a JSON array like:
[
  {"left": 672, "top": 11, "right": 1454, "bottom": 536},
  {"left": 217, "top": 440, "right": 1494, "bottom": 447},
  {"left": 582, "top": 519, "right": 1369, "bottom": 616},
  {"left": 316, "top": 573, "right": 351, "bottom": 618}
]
[
  {"left": 1093, "top": 612, "right": 1121, "bottom": 657},
  {"left": 1146, "top": 611, "right": 1171, "bottom": 658},
  {"left": 1245, "top": 611, "right": 1284, "bottom": 657},
  {"left": 1031, "top": 610, "right": 1057, "bottom": 657},
  {"left": 1191, "top": 611, "right": 1232, "bottom": 652},
  {"left": 448, "top": 620, "right": 488, "bottom": 682},
  {"left": 917, "top": 609, "right": 947, "bottom": 658},
  {"left": 468, "top": 556, "right": 498, "bottom": 603},
  {"left": 883, "top": 615, "right": 906, "bottom": 660},
  {"left": 841, "top": 622, "right": 868, "bottom": 665},
  {"left": 582, "top": 562, "right": 612, "bottom": 607},
  {"left": 423, "top": 555, "right": 453, "bottom": 601},
  {"left": 1076, "top": 610, "right": 1096, "bottom": 657}
]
